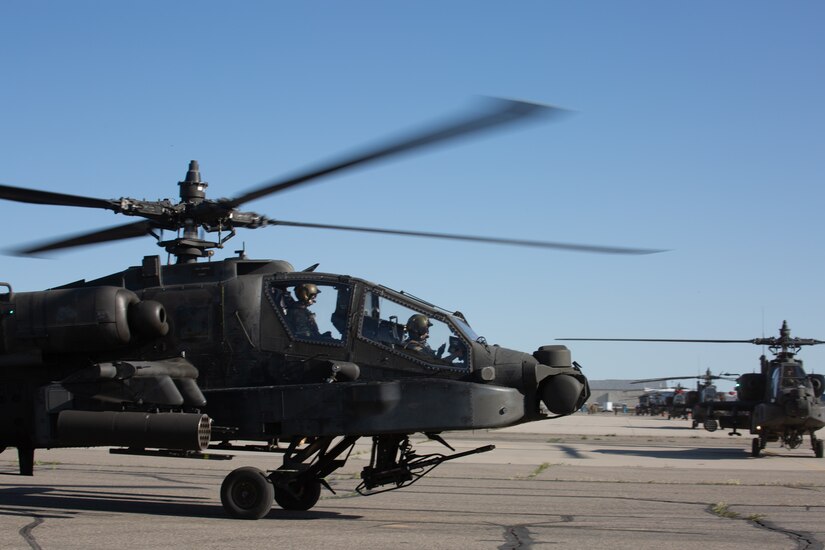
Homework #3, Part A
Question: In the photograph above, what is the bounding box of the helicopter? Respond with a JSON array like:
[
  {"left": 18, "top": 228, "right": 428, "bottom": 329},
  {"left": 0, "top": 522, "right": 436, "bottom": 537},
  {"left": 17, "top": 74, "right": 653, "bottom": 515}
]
[
  {"left": 561, "top": 321, "right": 825, "bottom": 457},
  {"left": 631, "top": 369, "right": 740, "bottom": 427},
  {"left": 0, "top": 98, "right": 662, "bottom": 519},
  {"left": 634, "top": 388, "right": 674, "bottom": 416}
]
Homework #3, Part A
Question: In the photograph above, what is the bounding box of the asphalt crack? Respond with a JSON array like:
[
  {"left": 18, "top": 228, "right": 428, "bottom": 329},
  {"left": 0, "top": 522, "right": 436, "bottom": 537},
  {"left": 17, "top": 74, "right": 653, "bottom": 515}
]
[
  {"left": 707, "top": 504, "right": 823, "bottom": 550},
  {"left": 19, "top": 516, "right": 43, "bottom": 550},
  {"left": 751, "top": 518, "right": 823, "bottom": 550}
]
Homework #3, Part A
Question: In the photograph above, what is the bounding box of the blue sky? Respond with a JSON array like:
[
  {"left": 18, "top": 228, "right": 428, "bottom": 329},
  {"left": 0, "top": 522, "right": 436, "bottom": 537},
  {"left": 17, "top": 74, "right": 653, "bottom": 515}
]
[{"left": 2, "top": 1, "right": 824, "bottom": 388}]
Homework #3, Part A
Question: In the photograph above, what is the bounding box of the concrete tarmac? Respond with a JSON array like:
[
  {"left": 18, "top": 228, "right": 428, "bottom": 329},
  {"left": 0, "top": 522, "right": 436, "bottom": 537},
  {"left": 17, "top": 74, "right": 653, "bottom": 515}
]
[{"left": 1, "top": 414, "right": 824, "bottom": 549}]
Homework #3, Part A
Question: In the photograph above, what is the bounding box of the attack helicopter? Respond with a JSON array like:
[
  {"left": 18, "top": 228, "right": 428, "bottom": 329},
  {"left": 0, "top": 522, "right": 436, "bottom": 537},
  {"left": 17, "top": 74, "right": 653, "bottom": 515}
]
[
  {"left": 561, "top": 321, "right": 825, "bottom": 457},
  {"left": 631, "top": 369, "right": 740, "bottom": 426},
  {"left": 0, "top": 98, "right": 662, "bottom": 519},
  {"left": 634, "top": 388, "right": 673, "bottom": 416}
]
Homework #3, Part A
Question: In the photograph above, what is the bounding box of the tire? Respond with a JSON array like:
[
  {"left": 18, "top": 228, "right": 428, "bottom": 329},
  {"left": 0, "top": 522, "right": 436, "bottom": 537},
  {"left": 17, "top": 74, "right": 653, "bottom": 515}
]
[
  {"left": 751, "top": 438, "right": 761, "bottom": 458},
  {"left": 220, "top": 467, "right": 274, "bottom": 519},
  {"left": 274, "top": 479, "right": 322, "bottom": 511},
  {"left": 815, "top": 439, "right": 824, "bottom": 459}
]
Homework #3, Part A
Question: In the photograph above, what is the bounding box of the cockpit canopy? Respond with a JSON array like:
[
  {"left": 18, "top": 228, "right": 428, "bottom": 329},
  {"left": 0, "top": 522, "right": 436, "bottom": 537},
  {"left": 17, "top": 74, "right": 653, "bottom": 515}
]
[
  {"left": 360, "top": 289, "right": 472, "bottom": 369},
  {"left": 264, "top": 276, "right": 475, "bottom": 370},
  {"left": 770, "top": 361, "right": 811, "bottom": 398}
]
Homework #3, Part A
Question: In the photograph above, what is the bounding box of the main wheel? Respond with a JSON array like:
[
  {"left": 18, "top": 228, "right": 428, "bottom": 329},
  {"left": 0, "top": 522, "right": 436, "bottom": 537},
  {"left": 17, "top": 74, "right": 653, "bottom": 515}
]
[
  {"left": 274, "top": 479, "right": 322, "bottom": 511},
  {"left": 815, "top": 439, "right": 824, "bottom": 458},
  {"left": 751, "top": 438, "right": 761, "bottom": 458},
  {"left": 220, "top": 467, "right": 274, "bottom": 519}
]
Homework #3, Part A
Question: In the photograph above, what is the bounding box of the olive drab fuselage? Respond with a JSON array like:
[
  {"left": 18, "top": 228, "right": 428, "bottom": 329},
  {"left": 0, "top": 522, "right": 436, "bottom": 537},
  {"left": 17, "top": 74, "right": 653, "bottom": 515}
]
[{"left": 0, "top": 255, "right": 589, "bottom": 453}]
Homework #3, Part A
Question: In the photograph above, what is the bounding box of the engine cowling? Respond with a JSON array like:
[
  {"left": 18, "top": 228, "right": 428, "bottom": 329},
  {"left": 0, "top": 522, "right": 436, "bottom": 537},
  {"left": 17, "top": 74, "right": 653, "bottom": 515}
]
[
  {"left": 6, "top": 286, "right": 168, "bottom": 353},
  {"left": 736, "top": 373, "right": 765, "bottom": 401}
]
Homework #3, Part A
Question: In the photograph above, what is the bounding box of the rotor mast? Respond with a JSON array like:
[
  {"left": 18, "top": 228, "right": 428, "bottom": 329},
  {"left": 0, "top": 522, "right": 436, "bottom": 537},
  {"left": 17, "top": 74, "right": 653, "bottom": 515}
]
[{"left": 161, "top": 160, "right": 224, "bottom": 264}]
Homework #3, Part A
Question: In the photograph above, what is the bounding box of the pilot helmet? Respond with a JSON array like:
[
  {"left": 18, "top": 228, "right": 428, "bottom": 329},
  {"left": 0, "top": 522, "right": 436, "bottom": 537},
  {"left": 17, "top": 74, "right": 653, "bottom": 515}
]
[
  {"left": 295, "top": 283, "right": 321, "bottom": 304},
  {"left": 406, "top": 314, "right": 432, "bottom": 339}
]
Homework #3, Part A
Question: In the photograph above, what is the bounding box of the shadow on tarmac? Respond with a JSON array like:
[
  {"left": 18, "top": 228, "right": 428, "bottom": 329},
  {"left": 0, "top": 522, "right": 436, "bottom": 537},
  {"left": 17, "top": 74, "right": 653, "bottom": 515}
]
[
  {"left": 0, "top": 483, "right": 362, "bottom": 521},
  {"left": 594, "top": 447, "right": 747, "bottom": 460}
]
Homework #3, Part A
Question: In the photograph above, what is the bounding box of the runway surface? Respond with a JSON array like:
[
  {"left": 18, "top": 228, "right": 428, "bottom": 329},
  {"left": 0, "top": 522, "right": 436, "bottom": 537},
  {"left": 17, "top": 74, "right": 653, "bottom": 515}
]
[{"left": 2, "top": 414, "right": 824, "bottom": 549}]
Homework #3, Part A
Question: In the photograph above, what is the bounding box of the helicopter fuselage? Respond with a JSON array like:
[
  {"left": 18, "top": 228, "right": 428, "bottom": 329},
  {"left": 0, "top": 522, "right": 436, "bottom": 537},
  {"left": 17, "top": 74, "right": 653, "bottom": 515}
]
[
  {"left": 0, "top": 255, "right": 589, "bottom": 456},
  {"left": 749, "top": 360, "right": 825, "bottom": 434}
]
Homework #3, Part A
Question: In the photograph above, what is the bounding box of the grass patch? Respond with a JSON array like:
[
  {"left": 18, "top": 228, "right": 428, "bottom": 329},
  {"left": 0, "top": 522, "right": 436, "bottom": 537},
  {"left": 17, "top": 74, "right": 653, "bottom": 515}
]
[
  {"left": 528, "top": 462, "right": 551, "bottom": 478},
  {"left": 710, "top": 502, "right": 740, "bottom": 519}
]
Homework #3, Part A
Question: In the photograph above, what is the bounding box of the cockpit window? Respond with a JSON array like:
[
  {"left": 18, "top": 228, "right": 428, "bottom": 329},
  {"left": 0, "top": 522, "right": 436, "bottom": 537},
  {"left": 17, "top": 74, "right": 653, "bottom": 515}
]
[
  {"left": 781, "top": 364, "right": 806, "bottom": 383},
  {"left": 266, "top": 281, "right": 350, "bottom": 344},
  {"left": 360, "top": 290, "right": 470, "bottom": 369},
  {"left": 450, "top": 314, "right": 479, "bottom": 342},
  {"left": 771, "top": 363, "right": 810, "bottom": 398}
]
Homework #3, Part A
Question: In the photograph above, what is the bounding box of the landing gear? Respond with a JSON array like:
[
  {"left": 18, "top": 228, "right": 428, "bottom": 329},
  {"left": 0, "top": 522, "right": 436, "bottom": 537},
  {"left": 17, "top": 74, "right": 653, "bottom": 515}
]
[
  {"left": 219, "top": 435, "right": 358, "bottom": 518},
  {"left": 751, "top": 438, "right": 761, "bottom": 458},
  {"left": 18, "top": 446, "right": 34, "bottom": 476},
  {"left": 217, "top": 433, "right": 496, "bottom": 519},
  {"left": 273, "top": 479, "right": 321, "bottom": 511},
  {"left": 783, "top": 431, "right": 803, "bottom": 450},
  {"left": 812, "top": 433, "right": 823, "bottom": 458},
  {"left": 220, "top": 467, "right": 274, "bottom": 520}
]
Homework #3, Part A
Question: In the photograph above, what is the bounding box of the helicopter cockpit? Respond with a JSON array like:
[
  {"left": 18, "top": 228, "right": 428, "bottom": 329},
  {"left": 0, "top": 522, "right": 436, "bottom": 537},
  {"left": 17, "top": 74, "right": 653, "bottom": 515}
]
[
  {"left": 266, "top": 281, "right": 351, "bottom": 345},
  {"left": 770, "top": 362, "right": 811, "bottom": 399},
  {"left": 701, "top": 385, "right": 718, "bottom": 402},
  {"left": 262, "top": 276, "right": 473, "bottom": 371},
  {"left": 360, "top": 289, "right": 471, "bottom": 370}
]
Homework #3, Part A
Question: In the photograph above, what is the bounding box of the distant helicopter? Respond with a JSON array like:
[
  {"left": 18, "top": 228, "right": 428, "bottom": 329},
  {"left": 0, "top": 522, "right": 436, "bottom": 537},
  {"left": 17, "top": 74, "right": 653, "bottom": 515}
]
[
  {"left": 0, "top": 98, "right": 663, "bottom": 519},
  {"left": 631, "top": 369, "right": 740, "bottom": 427},
  {"left": 561, "top": 321, "right": 825, "bottom": 457},
  {"left": 633, "top": 387, "right": 676, "bottom": 417}
]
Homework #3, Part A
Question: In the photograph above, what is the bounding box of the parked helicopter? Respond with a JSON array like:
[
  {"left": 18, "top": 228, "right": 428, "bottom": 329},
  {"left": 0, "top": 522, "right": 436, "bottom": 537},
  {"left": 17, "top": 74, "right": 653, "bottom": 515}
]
[
  {"left": 633, "top": 387, "right": 677, "bottom": 417},
  {"left": 0, "top": 98, "right": 662, "bottom": 519},
  {"left": 631, "top": 369, "right": 740, "bottom": 427},
  {"left": 561, "top": 321, "right": 825, "bottom": 457}
]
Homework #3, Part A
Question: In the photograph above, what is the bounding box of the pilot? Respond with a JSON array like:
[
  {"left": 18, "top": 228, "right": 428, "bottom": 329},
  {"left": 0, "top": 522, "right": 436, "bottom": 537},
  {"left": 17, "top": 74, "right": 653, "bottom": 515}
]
[
  {"left": 782, "top": 365, "right": 800, "bottom": 387},
  {"left": 402, "top": 314, "right": 445, "bottom": 358},
  {"left": 286, "top": 283, "right": 322, "bottom": 338}
]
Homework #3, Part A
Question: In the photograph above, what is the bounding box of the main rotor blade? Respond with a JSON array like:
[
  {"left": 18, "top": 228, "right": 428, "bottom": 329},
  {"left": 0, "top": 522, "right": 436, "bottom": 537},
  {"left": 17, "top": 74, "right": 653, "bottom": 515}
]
[
  {"left": 631, "top": 376, "right": 703, "bottom": 384},
  {"left": 14, "top": 220, "right": 156, "bottom": 255},
  {"left": 227, "top": 98, "right": 563, "bottom": 208},
  {"left": 0, "top": 183, "right": 115, "bottom": 210},
  {"left": 558, "top": 338, "right": 755, "bottom": 343},
  {"left": 631, "top": 374, "right": 740, "bottom": 384},
  {"left": 267, "top": 219, "right": 665, "bottom": 255}
]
